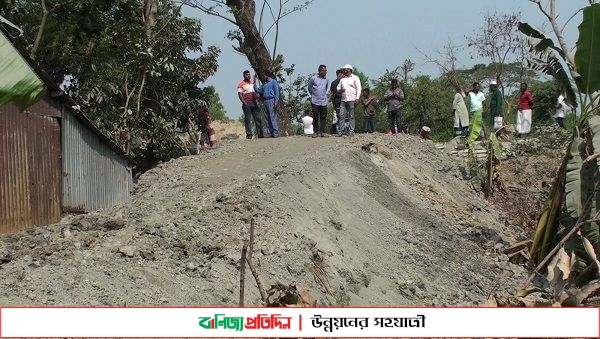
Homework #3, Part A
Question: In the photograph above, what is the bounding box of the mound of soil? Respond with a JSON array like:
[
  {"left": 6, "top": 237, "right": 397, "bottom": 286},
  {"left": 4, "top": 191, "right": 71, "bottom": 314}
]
[{"left": 0, "top": 133, "right": 528, "bottom": 308}]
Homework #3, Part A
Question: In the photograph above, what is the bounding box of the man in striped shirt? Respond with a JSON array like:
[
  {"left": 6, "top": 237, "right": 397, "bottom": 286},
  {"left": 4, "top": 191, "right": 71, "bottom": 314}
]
[{"left": 237, "top": 70, "right": 264, "bottom": 139}]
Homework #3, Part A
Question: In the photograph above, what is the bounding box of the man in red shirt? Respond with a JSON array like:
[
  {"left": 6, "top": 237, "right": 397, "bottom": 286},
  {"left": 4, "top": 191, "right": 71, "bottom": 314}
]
[
  {"left": 237, "top": 70, "right": 264, "bottom": 139},
  {"left": 516, "top": 82, "right": 534, "bottom": 136}
]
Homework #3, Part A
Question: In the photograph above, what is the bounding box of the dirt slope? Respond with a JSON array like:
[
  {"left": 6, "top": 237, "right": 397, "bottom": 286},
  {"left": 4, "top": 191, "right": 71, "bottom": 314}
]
[{"left": 0, "top": 133, "right": 528, "bottom": 308}]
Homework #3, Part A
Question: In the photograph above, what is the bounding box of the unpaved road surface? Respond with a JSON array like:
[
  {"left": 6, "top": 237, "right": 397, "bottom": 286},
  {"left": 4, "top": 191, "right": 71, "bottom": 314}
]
[{"left": 0, "top": 133, "right": 528, "bottom": 309}]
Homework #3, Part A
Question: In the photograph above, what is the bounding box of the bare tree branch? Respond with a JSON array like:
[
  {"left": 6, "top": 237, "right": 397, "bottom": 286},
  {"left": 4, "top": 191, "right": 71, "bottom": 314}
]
[
  {"left": 266, "top": 0, "right": 277, "bottom": 25},
  {"left": 232, "top": 44, "right": 244, "bottom": 54},
  {"left": 529, "top": 0, "right": 553, "bottom": 20},
  {"left": 416, "top": 38, "right": 465, "bottom": 84},
  {"left": 466, "top": 10, "right": 528, "bottom": 97},
  {"left": 152, "top": 0, "right": 188, "bottom": 41},
  {"left": 258, "top": 0, "right": 276, "bottom": 55},
  {"left": 272, "top": 0, "right": 283, "bottom": 59},
  {"left": 259, "top": 0, "right": 267, "bottom": 36},
  {"left": 262, "top": 0, "right": 312, "bottom": 41},
  {"left": 561, "top": 7, "right": 585, "bottom": 32},
  {"left": 185, "top": 0, "right": 238, "bottom": 26},
  {"left": 244, "top": 218, "right": 268, "bottom": 305},
  {"left": 31, "top": 0, "right": 77, "bottom": 58},
  {"left": 239, "top": 240, "right": 249, "bottom": 306},
  {"left": 416, "top": 46, "right": 453, "bottom": 75}
]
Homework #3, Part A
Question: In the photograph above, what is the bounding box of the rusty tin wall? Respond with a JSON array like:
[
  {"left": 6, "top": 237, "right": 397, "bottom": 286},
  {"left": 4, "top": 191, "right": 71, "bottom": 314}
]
[
  {"left": 0, "top": 103, "right": 62, "bottom": 233},
  {"left": 62, "top": 108, "right": 132, "bottom": 213}
]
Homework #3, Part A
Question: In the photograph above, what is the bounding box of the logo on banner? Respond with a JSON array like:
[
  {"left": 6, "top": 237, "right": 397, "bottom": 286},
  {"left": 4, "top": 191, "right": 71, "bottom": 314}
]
[{"left": 198, "top": 313, "right": 293, "bottom": 332}]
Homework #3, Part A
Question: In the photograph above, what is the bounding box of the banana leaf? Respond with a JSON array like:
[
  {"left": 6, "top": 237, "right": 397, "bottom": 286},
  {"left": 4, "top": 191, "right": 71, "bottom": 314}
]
[
  {"left": 518, "top": 22, "right": 567, "bottom": 60},
  {"left": 541, "top": 183, "right": 566, "bottom": 260},
  {"left": 575, "top": 4, "right": 600, "bottom": 94},
  {"left": 489, "top": 132, "right": 502, "bottom": 157},
  {"left": 565, "top": 133, "right": 599, "bottom": 265},
  {"left": 583, "top": 117, "right": 600, "bottom": 250},
  {"left": 519, "top": 21, "right": 578, "bottom": 108},
  {"left": 468, "top": 143, "right": 482, "bottom": 193},
  {"left": 531, "top": 208, "right": 549, "bottom": 262},
  {"left": 565, "top": 138, "right": 584, "bottom": 220},
  {"left": 589, "top": 116, "right": 600, "bottom": 170},
  {"left": 468, "top": 111, "right": 483, "bottom": 143},
  {"left": 0, "top": 31, "right": 44, "bottom": 109},
  {"left": 527, "top": 54, "right": 578, "bottom": 109},
  {"left": 563, "top": 136, "right": 599, "bottom": 260},
  {"left": 534, "top": 150, "right": 569, "bottom": 263}
]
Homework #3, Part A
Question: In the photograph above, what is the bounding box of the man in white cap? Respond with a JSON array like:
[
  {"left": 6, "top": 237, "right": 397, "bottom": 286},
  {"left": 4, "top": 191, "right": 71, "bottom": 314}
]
[
  {"left": 488, "top": 79, "right": 503, "bottom": 130},
  {"left": 336, "top": 64, "right": 362, "bottom": 136}
]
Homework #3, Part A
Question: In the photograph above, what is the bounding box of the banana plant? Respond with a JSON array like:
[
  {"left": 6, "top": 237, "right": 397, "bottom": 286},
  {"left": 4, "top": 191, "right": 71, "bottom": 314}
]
[
  {"left": 483, "top": 130, "right": 503, "bottom": 198},
  {"left": 519, "top": 4, "right": 600, "bottom": 273},
  {"left": 467, "top": 142, "right": 483, "bottom": 194},
  {"left": 529, "top": 153, "right": 566, "bottom": 263}
]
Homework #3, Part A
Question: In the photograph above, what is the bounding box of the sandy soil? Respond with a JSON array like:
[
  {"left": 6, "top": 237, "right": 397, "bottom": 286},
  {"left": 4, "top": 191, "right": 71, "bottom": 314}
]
[{"left": 0, "top": 131, "right": 529, "bottom": 312}]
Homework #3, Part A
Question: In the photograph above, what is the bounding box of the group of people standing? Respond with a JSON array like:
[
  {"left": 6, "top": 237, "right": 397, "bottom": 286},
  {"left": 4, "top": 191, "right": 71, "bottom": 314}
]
[
  {"left": 237, "top": 64, "right": 408, "bottom": 140},
  {"left": 305, "top": 64, "right": 407, "bottom": 137},
  {"left": 235, "top": 66, "right": 570, "bottom": 144},
  {"left": 453, "top": 81, "right": 537, "bottom": 143},
  {"left": 452, "top": 79, "right": 570, "bottom": 143}
]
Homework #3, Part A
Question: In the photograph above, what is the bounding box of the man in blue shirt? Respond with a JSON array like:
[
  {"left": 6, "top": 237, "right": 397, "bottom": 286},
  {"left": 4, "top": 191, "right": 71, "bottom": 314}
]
[
  {"left": 254, "top": 70, "right": 280, "bottom": 138},
  {"left": 307, "top": 64, "right": 329, "bottom": 137}
]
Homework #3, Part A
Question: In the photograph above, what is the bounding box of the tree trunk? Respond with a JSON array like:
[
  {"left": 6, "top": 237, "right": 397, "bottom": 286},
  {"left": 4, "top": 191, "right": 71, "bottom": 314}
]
[
  {"left": 31, "top": 0, "right": 49, "bottom": 59},
  {"left": 143, "top": 0, "right": 157, "bottom": 38},
  {"left": 226, "top": 0, "right": 291, "bottom": 136}
]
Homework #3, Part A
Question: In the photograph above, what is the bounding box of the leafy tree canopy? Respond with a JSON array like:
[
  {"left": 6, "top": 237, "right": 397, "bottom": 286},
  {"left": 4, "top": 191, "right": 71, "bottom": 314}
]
[{"left": 1, "top": 0, "right": 222, "bottom": 173}]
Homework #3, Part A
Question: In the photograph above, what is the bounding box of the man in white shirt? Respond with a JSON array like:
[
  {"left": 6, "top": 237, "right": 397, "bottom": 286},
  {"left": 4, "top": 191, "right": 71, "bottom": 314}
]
[
  {"left": 467, "top": 82, "right": 486, "bottom": 142},
  {"left": 336, "top": 64, "right": 362, "bottom": 136},
  {"left": 555, "top": 95, "right": 567, "bottom": 128}
]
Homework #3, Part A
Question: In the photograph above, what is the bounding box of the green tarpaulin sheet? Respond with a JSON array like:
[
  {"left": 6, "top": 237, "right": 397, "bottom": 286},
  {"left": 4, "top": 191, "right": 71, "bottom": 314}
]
[{"left": 0, "top": 31, "right": 44, "bottom": 110}]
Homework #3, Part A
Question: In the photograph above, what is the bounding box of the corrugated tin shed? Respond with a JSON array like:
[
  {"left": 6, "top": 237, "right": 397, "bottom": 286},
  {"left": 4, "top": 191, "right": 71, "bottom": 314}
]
[
  {"left": 62, "top": 107, "right": 132, "bottom": 213},
  {"left": 0, "top": 102, "right": 62, "bottom": 233},
  {"left": 0, "top": 27, "right": 132, "bottom": 233}
]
